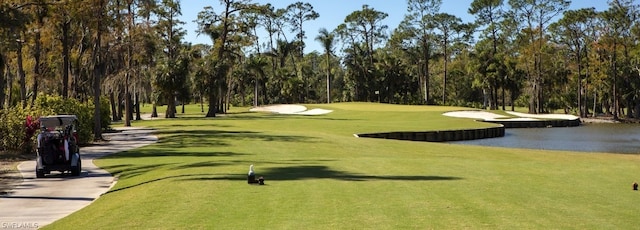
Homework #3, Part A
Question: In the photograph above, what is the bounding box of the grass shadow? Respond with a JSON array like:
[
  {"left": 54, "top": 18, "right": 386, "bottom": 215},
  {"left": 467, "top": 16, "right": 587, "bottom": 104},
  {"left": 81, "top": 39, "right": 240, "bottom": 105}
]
[
  {"left": 159, "top": 123, "right": 233, "bottom": 128},
  {"left": 150, "top": 129, "right": 316, "bottom": 149},
  {"left": 107, "top": 149, "right": 251, "bottom": 158},
  {"left": 100, "top": 163, "right": 176, "bottom": 179},
  {"left": 101, "top": 173, "right": 244, "bottom": 196},
  {"left": 260, "top": 165, "right": 462, "bottom": 181},
  {"left": 182, "top": 165, "right": 462, "bottom": 182},
  {"left": 219, "top": 113, "right": 357, "bottom": 122},
  {"left": 172, "top": 161, "right": 231, "bottom": 170}
]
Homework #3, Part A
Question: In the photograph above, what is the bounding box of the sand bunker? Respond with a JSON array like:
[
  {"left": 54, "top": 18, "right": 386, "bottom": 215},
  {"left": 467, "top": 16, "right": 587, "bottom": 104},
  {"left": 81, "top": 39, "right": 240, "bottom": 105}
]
[
  {"left": 442, "top": 111, "right": 507, "bottom": 120},
  {"left": 250, "top": 104, "right": 307, "bottom": 114},
  {"left": 505, "top": 111, "right": 579, "bottom": 120},
  {"left": 443, "top": 110, "right": 578, "bottom": 121},
  {"left": 250, "top": 104, "right": 333, "bottom": 115},
  {"left": 295, "top": 108, "right": 334, "bottom": 115}
]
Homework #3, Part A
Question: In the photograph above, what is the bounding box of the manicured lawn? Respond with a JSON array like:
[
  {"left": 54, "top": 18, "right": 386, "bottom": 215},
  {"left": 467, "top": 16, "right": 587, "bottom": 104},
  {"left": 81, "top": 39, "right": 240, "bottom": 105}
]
[{"left": 45, "top": 103, "right": 640, "bottom": 229}]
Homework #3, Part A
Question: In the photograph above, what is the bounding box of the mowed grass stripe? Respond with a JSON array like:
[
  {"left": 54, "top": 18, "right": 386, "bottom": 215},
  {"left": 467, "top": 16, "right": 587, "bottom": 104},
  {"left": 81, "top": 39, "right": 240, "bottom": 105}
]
[{"left": 44, "top": 103, "right": 640, "bottom": 229}]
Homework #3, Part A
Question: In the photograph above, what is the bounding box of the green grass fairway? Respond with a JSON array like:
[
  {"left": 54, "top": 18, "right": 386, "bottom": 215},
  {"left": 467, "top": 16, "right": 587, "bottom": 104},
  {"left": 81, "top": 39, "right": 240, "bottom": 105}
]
[{"left": 45, "top": 103, "right": 640, "bottom": 229}]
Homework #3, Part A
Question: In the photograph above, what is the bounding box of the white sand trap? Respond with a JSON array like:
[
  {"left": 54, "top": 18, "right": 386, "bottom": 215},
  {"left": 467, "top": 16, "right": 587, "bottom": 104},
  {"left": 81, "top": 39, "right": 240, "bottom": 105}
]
[
  {"left": 295, "top": 108, "right": 333, "bottom": 115},
  {"left": 443, "top": 111, "right": 508, "bottom": 120},
  {"left": 505, "top": 111, "right": 579, "bottom": 120},
  {"left": 444, "top": 110, "right": 578, "bottom": 121},
  {"left": 250, "top": 104, "right": 308, "bottom": 114},
  {"left": 250, "top": 104, "right": 333, "bottom": 115}
]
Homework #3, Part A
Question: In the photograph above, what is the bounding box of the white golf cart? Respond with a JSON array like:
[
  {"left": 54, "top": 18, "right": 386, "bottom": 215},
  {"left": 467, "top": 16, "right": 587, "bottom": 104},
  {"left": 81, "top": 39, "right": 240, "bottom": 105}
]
[{"left": 36, "top": 115, "right": 81, "bottom": 178}]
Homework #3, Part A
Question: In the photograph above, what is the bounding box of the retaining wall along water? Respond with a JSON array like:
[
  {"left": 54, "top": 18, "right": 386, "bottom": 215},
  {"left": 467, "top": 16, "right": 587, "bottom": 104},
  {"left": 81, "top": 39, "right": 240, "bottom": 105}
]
[
  {"left": 355, "top": 126, "right": 505, "bottom": 142},
  {"left": 355, "top": 118, "right": 580, "bottom": 142}
]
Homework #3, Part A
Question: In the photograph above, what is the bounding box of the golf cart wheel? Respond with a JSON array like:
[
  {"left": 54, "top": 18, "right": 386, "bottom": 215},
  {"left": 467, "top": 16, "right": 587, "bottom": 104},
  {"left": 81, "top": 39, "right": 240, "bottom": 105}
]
[
  {"left": 36, "top": 168, "right": 45, "bottom": 178},
  {"left": 71, "top": 158, "right": 81, "bottom": 176}
]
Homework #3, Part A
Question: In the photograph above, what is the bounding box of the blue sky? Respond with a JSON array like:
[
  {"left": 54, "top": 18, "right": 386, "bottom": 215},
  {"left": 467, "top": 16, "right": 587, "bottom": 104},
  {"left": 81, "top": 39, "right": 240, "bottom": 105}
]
[{"left": 178, "top": 0, "right": 611, "bottom": 53}]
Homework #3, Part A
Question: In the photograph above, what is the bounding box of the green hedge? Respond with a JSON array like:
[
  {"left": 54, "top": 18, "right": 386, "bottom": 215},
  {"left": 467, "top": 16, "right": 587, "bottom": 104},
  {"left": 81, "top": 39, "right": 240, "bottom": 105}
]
[
  {"left": 32, "top": 95, "right": 95, "bottom": 145},
  {"left": 0, "top": 95, "right": 112, "bottom": 154}
]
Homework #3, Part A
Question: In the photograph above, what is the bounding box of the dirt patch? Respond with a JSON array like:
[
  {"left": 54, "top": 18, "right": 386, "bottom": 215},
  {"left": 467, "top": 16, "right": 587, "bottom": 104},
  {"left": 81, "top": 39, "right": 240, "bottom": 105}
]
[{"left": 0, "top": 152, "right": 33, "bottom": 195}]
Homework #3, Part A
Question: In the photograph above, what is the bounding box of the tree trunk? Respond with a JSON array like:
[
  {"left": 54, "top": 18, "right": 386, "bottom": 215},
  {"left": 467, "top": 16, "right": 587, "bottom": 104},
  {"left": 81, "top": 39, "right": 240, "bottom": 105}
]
[
  {"left": 206, "top": 92, "right": 217, "bottom": 117},
  {"left": 254, "top": 78, "right": 258, "bottom": 107},
  {"left": 62, "top": 20, "right": 71, "bottom": 98},
  {"left": 125, "top": 76, "right": 131, "bottom": 126},
  {"left": 577, "top": 54, "right": 583, "bottom": 117},
  {"left": 326, "top": 52, "right": 331, "bottom": 104},
  {"left": 492, "top": 84, "right": 498, "bottom": 110},
  {"left": 117, "top": 92, "right": 123, "bottom": 120},
  {"left": 220, "top": 85, "right": 227, "bottom": 114},
  {"left": 33, "top": 29, "right": 42, "bottom": 105},
  {"left": 424, "top": 43, "right": 430, "bottom": 104},
  {"left": 127, "top": 92, "right": 133, "bottom": 122},
  {"left": 511, "top": 92, "right": 516, "bottom": 112},
  {"left": 442, "top": 42, "right": 447, "bottom": 106},
  {"left": 592, "top": 92, "right": 597, "bottom": 117},
  {"left": 501, "top": 79, "right": 505, "bottom": 110},
  {"left": 110, "top": 92, "right": 118, "bottom": 121},
  {"left": 201, "top": 94, "right": 204, "bottom": 113},
  {"left": 538, "top": 85, "right": 544, "bottom": 114},
  {"left": 124, "top": 1, "right": 134, "bottom": 127},
  {"left": 72, "top": 30, "right": 88, "bottom": 99},
  {"left": 528, "top": 82, "right": 537, "bottom": 114},
  {"left": 5, "top": 62, "right": 12, "bottom": 108},
  {"left": 612, "top": 41, "right": 618, "bottom": 120},
  {"left": 17, "top": 40, "right": 26, "bottom": 109},
  {"left": 135, "top": 92, "right": 141, "bottom": 120},
  {"left": 482, "top": 88, "right": 488, "bottom": 109},
  {"left": 585, "top": 48, "right": 591, "bottom": 117},
  {"left": 152, "top": 103, "right": 158, "bottom": 117},
  {"left": 537, "top": 21, "right": 544, "bottom": 114},
  {"left": 165, "top": 94, "right": 176, "bottom": 118},
  {"left": 0, "top": 55, "right": 5, "bottom": 109},
  {"left": 93, "top": 44, "right": 103, "bottom": 140},
  {"left": 93, "top": 0, "right": 105, "bottom": 141},
  {"left": 31, "top": 75, "right": 38, "bottom": 106},
  {"left": 206, "top": 62, "right": 220, "bottom": 117},
  {"left": 626, "top": 98, "right": 632, "bottom": 119}
]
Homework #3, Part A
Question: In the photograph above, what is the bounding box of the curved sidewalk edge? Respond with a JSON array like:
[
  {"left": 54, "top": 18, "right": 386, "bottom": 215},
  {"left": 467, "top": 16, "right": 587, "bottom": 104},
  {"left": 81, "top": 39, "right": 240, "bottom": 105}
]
[{"left": 0, "top": 127, "right": 158, "bottom": 229}]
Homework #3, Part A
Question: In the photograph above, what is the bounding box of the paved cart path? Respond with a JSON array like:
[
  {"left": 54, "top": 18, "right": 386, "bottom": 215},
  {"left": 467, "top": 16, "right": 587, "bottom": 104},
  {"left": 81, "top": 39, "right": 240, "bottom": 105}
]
[{"left": 0, "top": 127, "right": 157, "bottom": 229}]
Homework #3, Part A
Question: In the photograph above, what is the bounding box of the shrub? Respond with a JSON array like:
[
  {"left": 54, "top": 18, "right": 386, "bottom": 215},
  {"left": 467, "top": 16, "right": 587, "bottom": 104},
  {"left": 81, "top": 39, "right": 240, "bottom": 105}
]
[
  {"left": 0, "top": 107, "right": 31, "bottom": 152},
  {"left": 0, "top": 95, "right": 113, "bottom": 153},
  {"left": 100, "top": 96, "right": 112, "bottom": 131},
  {"left": 32, "top": 95, "right": 94, "bottom": 145}
]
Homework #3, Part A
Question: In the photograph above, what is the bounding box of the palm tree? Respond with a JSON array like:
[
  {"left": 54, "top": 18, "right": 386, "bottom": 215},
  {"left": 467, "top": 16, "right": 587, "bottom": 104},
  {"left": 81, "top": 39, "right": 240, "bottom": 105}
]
[
  {"left": 245, "top": 55, "right": 268, "bottom": 107},
  {"left": 266, "top": 39, "right": 297, "bottom": 68},
  {"left": 315, "top": 28, "right": 334, "bottom": 104}
]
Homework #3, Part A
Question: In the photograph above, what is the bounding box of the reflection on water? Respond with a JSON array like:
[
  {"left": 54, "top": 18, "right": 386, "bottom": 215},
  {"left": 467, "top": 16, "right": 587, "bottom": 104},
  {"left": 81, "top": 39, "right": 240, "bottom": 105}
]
[{"left": 454, "top": 123, "right": 640, "bottom": 154}]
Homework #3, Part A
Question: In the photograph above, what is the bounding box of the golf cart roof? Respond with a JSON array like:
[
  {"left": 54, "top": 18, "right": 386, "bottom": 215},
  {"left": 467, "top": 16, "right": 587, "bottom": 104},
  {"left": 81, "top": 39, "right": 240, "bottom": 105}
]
[{"left": 39, "top": 115, "right": 78, "bottom": 128}]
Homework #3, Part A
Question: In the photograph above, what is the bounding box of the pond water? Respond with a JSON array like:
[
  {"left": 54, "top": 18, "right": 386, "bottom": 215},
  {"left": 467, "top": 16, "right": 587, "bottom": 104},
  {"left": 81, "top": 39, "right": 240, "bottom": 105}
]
[{"left": 454, "top": 123, "right": 640, "bottom": 154}]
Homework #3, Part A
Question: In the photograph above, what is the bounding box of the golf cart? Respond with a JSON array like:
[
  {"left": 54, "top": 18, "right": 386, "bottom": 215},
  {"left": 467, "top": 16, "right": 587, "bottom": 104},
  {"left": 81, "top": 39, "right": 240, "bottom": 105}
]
[{"left": 36, "top": 115, "right": 81, "bottom": 178}]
